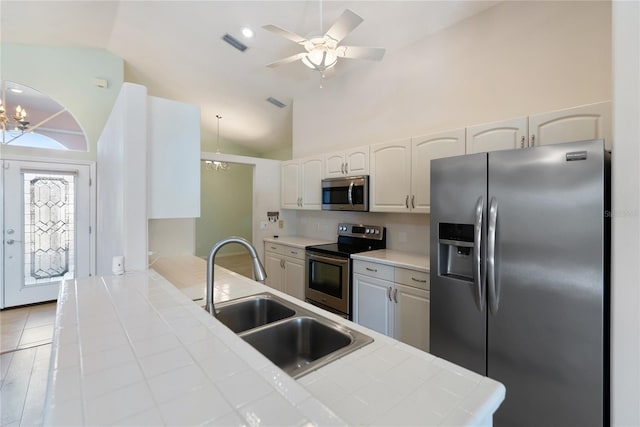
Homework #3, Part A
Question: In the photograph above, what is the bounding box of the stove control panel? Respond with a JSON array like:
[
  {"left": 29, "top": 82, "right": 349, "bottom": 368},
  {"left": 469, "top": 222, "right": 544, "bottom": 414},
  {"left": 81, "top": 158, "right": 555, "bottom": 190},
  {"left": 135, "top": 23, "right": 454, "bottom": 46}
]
[{"left": 337, "top": 223, "right": 385, "bottom": 240}]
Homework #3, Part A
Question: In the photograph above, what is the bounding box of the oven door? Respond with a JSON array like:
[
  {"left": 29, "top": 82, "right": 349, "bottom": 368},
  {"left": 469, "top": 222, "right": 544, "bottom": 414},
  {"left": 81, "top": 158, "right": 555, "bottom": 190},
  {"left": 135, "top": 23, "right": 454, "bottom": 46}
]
[{"left": 305, "top": 252, "right": 350, "bottom": 315}]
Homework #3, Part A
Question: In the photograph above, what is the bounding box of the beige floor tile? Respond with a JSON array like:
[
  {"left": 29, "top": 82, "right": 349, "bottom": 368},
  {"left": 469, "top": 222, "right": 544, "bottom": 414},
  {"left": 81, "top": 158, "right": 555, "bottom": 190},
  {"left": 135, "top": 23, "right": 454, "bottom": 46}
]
[
  {"left": 0, "top": 346, "right": 37, "bottom": 425},
  {"left": 19, "top": 325, "right": 54, "bottom": 348},
  {"left": 1, "top": 334, "right": 21, "bottom": 353},
  {"left": 25, "top": 311, "right": 56, "bottom": 329}
]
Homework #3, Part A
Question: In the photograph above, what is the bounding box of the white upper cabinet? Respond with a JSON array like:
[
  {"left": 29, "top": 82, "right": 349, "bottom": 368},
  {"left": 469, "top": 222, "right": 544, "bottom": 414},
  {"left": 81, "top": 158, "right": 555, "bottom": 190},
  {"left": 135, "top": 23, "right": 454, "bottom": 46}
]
[
  {"left": 528, "top": 101, "right": 612, "bottom": 150},
  {"left": 300, "top": 156, "right": 323, "bottom": 210},
  {"left": 324, "top": 145, "right": 369, "bottom": 178},
  {"left": 281, "top": 156, "right": 323, "bottom": 210},
  {"left": 466, "top": 101, "right": 612, "bottom": 154},
  {"left": 411, "top": 129, "right": 466, "bottom": 213},
  {"left": 466, "top": 117, "right": 528, "bottom": 154},
  {"left": 281, "top": 160, "right": 301, "bottom": 209},
  {"left": 369, "top": 140, "right": 412, "bottom": 212},
  {"left": 370, "top": 131, "right": 464, "bottom": 213}
]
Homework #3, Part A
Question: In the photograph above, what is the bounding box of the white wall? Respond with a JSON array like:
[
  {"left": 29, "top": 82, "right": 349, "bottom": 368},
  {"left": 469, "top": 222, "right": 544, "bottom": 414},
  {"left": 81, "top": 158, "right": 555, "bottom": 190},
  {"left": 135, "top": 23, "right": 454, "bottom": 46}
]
[
  {"left": 147, "top": 96, "right": 200, "bottom": 219},
  {"left": 96, "top": 83, "right": 148, "bottom": 275},
  {"left": 1, "top": 43, "right": 124, "bottom": 160},
  {"left": 611, "top": 1, "right": 640, "bottom": 425},
  {"left": 293, "top": 1, "right": 611, "bottom": 157}
]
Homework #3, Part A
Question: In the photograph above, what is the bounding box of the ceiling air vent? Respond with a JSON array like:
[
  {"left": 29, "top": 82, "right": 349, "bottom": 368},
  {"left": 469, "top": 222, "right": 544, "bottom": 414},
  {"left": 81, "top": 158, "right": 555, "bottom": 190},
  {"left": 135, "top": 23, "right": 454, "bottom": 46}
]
[
  {"left": 266, "top": 97, "right": 286, "bottom": 108},
  {"left": 222, "top": 34, "right": 248, "bottom": 52}
]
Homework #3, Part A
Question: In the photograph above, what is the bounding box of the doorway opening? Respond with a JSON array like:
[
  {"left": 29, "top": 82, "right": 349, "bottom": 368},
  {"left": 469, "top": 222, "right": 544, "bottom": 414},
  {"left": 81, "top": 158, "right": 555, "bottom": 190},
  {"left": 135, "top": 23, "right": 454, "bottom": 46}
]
[{"left": 195, "top": 161, "right": 254, "bottom": 278}]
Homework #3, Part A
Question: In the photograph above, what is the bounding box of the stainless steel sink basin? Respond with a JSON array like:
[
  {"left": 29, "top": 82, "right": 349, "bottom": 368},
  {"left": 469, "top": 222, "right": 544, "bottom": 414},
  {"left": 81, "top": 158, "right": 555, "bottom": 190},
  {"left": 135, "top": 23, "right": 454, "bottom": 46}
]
[
  {"left": 215, "top": 294, "right": 296, "bottom": 333},
  {"left": 213, "top": 293, "right": 373, "bottom": 378}
]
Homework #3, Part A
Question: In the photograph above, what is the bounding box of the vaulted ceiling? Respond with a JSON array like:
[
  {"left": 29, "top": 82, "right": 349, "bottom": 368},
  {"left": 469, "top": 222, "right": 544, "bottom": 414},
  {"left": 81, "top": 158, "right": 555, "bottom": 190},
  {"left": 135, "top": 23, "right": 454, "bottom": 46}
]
[{"left": 1, "top": 1, "right": 500, "bottom": 154}]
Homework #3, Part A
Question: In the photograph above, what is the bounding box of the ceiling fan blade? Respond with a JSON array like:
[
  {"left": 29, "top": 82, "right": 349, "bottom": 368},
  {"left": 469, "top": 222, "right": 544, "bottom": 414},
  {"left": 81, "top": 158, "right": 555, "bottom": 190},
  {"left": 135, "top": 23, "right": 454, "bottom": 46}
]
[
  {"left": 266, "top": 52, "right": 308, "bottom": 68},
  {"left": 262, "top": 24, "right": 308, "bottom": 45},
  {"left": 325, "top": 9, "right": 363, "bottom": 43},
  {"left": 336, "top": 46, "right": 386, "bottom": 61}
]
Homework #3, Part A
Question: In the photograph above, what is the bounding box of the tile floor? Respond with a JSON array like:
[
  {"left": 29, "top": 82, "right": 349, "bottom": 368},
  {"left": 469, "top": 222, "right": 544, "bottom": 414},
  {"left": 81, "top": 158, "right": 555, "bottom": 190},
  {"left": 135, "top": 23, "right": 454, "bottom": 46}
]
[{"left": 1, "top": 302, "right": 57, "bottom": 426}]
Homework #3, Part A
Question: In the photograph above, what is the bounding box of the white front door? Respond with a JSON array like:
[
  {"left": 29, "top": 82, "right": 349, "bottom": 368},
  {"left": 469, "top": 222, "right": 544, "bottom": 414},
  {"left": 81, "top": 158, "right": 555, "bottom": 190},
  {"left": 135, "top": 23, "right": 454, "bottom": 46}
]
[{"left": 2, "top": 160, "right": 91, "bottom": 308}]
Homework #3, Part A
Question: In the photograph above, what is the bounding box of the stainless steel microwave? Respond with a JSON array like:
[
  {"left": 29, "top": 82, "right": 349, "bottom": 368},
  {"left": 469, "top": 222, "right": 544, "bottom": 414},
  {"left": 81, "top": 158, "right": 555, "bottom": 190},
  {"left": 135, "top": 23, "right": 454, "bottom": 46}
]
[{"left": 321, "top": 175, "right": 369, "bottom": 211}]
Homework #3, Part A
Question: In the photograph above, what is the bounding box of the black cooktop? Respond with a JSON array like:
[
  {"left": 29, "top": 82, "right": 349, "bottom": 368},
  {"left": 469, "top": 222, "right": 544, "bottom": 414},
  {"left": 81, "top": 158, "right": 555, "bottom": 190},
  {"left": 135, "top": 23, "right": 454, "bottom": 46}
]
[{"left": 306, "top": 223, "right": 386, "bottom": 258}]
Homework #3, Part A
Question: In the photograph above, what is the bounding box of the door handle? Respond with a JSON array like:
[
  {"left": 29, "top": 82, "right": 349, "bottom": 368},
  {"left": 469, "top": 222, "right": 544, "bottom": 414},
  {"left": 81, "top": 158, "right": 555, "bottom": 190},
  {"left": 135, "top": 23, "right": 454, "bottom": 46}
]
[
  {"left": 487, "top": 197, "right": 499, "bottom": 314},
  {"left": 474, "top": 196, "right": 485, "bottom": 312},
  {"left": 530, "top": 134, "right": 535, "bottom": 146},
  {"left": 341, "top": 163, "right": 345, "bottom": 174},
  {"left": 411, "top": 195, "right": 415, "bottom": 209},
  {"left": 405, "top": 195, "right": 409, "bottom": 209},
  {"left": 387, "top": 286, "right": 392, "bottom": 301},
  {"left": 393, "top": 288, "right": 398, "bottom": 303},
  {"left": 344, "top": 162, "right": 348, "bottom": 174},
  {"left": 348, "top": 181, "right": 354, "bottom": 206}
]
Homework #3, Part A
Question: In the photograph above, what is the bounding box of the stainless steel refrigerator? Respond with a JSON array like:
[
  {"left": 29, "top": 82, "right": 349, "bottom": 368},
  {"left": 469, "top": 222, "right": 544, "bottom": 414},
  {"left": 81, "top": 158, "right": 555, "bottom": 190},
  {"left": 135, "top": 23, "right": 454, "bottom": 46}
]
[{"left": 430, "top": 139, "right": 609, "bottom": 426}]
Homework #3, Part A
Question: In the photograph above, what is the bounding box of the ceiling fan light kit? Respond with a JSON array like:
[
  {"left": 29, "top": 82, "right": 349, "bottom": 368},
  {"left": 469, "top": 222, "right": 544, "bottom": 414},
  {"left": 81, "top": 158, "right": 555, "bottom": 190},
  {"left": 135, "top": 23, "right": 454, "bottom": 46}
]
[{"left": 263, "top": 9, "right": 385, "bottom": 77}]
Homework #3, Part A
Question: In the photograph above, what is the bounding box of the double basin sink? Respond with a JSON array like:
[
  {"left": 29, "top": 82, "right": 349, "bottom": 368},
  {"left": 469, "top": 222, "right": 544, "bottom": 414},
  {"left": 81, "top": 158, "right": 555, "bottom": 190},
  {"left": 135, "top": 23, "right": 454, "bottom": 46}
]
[{"left": 214, "top": 293, "right": 373, "bottom": 378}]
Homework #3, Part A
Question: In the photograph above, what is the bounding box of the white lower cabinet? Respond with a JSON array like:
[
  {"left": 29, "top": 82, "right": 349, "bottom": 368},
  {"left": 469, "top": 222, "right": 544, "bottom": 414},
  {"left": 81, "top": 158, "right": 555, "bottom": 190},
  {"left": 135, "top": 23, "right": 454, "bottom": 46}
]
[
  {"left": 353, "top": 260, "right": 430, "bottom": 352},
  {"left": 264, "top": 242, "right": 306, "bottom": 301}
]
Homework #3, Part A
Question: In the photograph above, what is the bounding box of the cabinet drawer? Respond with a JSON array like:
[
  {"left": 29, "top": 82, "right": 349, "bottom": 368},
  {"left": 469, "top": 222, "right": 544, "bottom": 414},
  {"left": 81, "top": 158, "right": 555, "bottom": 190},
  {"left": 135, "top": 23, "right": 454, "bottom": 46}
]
[
  {"left": 395, "top": 268, "right": 430, "bottom": 291},
  {"left": 264, "top": 242, "right": 305, "bottom": 260},
  {"left": 353, "top": 260, "right": 394, "bottom": 281}
]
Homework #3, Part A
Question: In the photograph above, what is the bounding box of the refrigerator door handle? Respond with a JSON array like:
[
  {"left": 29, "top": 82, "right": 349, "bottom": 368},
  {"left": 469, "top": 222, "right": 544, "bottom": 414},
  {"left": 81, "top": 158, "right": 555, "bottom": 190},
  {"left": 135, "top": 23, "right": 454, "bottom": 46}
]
[
  {"left": 474, "top": 196, "right": 486, "bottom": 312},
  {"left": 487, "top": 197, "right": 499, "bottom": 314}
]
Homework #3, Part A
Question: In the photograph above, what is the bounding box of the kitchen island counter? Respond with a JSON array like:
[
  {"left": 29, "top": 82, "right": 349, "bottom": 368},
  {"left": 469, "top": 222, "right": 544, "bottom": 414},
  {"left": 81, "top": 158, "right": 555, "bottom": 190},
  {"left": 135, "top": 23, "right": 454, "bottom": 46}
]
[{"left": 45, "top": 266, "right": 503, "bottom": 426}]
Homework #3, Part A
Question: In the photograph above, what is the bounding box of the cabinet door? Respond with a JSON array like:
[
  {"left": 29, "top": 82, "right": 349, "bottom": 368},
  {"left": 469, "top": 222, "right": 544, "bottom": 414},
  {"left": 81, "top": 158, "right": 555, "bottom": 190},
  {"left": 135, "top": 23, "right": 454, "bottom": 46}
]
[
  {"left": 281, "top": 161, "right": 300, "bottom": 209},
  {"left": 394, "top": 283, "right": 430, "bottom": 352},
  {"left": 411, "top": 129, "right": 465, "bottom": 213},
  {"left": 283, "top": 257, "right": 305, "bottom": 301},
  {"left": 369, "top": 140, "right": 412, "bottom": 212},
  {"left": 264, "top": 252, "right": 284, "bottom": 292},
  {"left": 528, "top": 101, "right": 612, "bottom": 150},
  {"left": 300, "top": 156, "right": 323, "bottom": 210},
  {"left": 345, "top": 146, "right": 369, "bottom": 176},
  {"left": 466, "top": 117, "right": 528, "bottom": 154},
  {"left": 324, "top": 152, "right": 346, "bottom": 178},
  {"left": 353, "top": 273, "right": 393, "bottom": 336}
]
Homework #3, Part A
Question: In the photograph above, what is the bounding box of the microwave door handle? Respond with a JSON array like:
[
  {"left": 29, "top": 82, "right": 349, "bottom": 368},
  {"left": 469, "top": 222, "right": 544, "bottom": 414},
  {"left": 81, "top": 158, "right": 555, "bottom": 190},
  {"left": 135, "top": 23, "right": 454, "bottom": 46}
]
[{"left": 348, "top": 181, "right": 354, "bottom": 206}]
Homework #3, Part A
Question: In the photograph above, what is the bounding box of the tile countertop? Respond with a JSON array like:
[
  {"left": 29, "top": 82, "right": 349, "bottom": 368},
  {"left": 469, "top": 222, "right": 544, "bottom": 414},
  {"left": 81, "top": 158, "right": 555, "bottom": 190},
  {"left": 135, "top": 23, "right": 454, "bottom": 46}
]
[
  {"left": 351, "top": 249, "right": 430, "bottom": 273},
  {"left": 263, "top": 236, "right": 334, "bottom": 249},
  {"left": 45, "top": 267, "right": 504, "bottom": 426}
]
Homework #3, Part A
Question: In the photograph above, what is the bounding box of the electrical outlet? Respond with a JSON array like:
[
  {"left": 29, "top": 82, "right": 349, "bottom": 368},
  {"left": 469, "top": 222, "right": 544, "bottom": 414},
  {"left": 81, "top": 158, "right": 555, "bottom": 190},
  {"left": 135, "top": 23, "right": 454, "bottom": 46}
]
[
  {"left": 278, "top": 219, "right": 284, "bottom": 229},
  {"left": 260, "top": 221, "right": 268, "bottom": 230}
]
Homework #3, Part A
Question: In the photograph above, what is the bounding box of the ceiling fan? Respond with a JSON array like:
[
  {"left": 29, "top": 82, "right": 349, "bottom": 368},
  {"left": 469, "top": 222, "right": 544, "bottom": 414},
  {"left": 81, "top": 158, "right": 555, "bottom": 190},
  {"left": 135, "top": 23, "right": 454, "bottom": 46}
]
[{"left": 263, "top": 9, "right": 385, "bottom": 74}]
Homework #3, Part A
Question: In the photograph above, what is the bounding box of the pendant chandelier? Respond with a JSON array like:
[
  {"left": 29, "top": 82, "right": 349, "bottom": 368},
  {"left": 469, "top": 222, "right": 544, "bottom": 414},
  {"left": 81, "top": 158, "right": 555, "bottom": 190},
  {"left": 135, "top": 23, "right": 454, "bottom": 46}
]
[
  {"left": 0, "top": 81, "right": 30, "bottom": 144},
  {"left": 204, "top": 114, "right": 230, "bottom": 172}
]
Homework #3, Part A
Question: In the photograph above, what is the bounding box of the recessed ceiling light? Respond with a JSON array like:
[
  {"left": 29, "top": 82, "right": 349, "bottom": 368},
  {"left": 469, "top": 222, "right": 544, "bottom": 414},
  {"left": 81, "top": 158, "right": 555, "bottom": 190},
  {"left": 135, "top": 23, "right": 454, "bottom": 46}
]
[
  {"left": 241, "top": 27, "right": 254, "bottom": 38},
  {"left": 9, "top": 88, "right": 23, "bottom": 94}
]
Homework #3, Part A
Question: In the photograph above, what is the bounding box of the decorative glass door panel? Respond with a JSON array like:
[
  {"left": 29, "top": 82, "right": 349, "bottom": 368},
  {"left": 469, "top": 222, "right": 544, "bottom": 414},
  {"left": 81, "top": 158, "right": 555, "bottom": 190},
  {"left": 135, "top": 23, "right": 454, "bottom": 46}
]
[
  {"left": 24, "top": 173, "right": 75, "bottom": 285},
  {"left": 3, "top": 160, "right": 91, "bottom": 308}
]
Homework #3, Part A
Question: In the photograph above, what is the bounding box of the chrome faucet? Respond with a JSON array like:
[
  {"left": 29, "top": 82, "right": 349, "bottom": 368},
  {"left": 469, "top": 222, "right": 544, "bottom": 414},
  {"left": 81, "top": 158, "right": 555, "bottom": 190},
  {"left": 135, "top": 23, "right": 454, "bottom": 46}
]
[{"left": 206, "top": 236, "right": 267, "bottom": 315}]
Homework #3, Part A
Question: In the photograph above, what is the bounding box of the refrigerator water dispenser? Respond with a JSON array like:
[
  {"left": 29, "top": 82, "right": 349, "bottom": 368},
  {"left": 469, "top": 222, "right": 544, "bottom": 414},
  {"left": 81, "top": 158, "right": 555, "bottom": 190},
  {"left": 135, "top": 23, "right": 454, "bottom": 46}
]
[{"left": 438, "top": 223, "right": 474, "bottom": 281}]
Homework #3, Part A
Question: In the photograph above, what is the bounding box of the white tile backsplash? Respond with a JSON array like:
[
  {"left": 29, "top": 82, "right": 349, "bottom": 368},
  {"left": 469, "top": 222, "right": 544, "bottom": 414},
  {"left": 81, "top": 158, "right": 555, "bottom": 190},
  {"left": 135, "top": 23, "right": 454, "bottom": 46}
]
[{"left": 295, "top": 210, "right": 430, "bottom": 255}]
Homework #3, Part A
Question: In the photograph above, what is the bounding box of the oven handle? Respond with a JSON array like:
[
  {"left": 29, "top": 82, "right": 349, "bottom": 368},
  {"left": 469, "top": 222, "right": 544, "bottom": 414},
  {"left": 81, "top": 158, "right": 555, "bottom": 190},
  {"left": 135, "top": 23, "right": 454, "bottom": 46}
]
[{"left": 307, "top": 252, "right": 349, "bottom": 266}]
